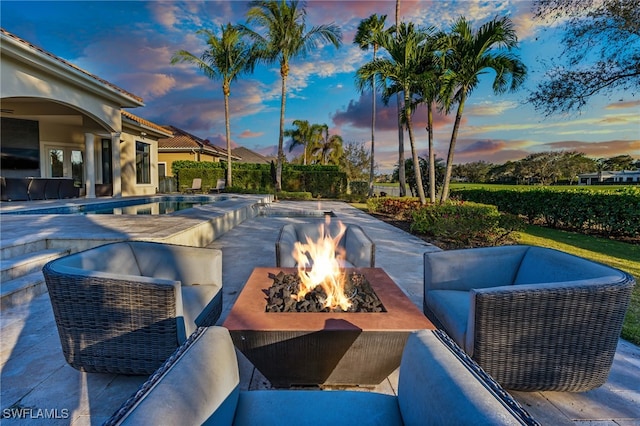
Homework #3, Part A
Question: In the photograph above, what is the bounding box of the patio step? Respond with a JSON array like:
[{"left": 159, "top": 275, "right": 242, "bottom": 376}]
[
  {"left": 0, "top": 239, "right": 48, "bottom": 260},
  {"left": 0, "top": 248, "right": 70, "bottom": 309},
  {"left": 0, "top": 270, "right": 48, "bottom": 310},
  {"left": 0, "top": 248, "right": 69, "bottom": 282}
]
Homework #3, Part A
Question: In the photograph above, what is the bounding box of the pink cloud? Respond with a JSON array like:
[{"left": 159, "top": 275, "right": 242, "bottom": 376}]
[
  {"left": 540, "top": 140, "right": 640, "bottom": 157},
  {"left": 239, "top": 130, "right": 265, "bottom": 139}
]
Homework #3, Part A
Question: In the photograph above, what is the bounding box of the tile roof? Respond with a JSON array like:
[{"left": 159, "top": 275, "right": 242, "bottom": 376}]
[
  {"left": 1, "top": 28, "right": 143, "bottom": 105},
  {"left": 159, "top": 126, "right": 240, "bottom": 160},
  {"left": 121, "top": 110, "right": 172, "bottom": 136},
  {"left": 231, "top": 146, "right": 275, "bottom": 164}
]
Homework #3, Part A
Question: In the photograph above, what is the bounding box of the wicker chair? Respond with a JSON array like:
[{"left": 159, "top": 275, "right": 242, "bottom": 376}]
[
  {"left": 423, "top": 245, "right": 635, "bottom": 392},
  {"left": 276, "top": 221, "right": 375, "bottom": 268},
  {"left": 43, "top": 241, "right": 223, "bottom": 375}
]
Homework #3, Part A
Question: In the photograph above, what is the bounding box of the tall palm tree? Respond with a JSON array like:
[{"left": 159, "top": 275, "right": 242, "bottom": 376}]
[
  {"left": 242, "top": 0, "right": 342, "bottom": 191},
  {"left": 311, "top": 124, "right": 343, "bottom": 165},
  {"left": 284, "top": 119, "right": 321, "bottom": 165},
  {"left": 356, "top": 22, "right": 430, "bottom": 205},
  {"left": 354, "top": 14, "right": 387, "bottom": 197},
  {"left": 438, "top": 16, "right": 527, "bottom": 202},
  {"left": 171, "top": 24, "right": 256, "bottom": 187},
  {"left": 395, "top": 0, "right": 407, "bottom": 197},
  {"left": 410, "top": 35, "right": 441, "bottom": 203}
]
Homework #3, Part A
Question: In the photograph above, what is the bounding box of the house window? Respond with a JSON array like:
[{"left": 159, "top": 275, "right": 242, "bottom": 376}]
[
  {"left": 101, "top": 139, "right": 112, "bottom": 184},
  {"left": 136, "top": 141, "right": 150, "bottom": 184}
]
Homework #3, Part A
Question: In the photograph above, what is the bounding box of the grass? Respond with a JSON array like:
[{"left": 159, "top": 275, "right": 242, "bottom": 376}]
[
  {"left": 451, "top": 182, "right": 632, "bottom": 192},
  {"left": 375, "top": 182, "right": 634, "bottom": 191},
  {"left": 515, "top": 225, "right": 640, "bottom": 345}
]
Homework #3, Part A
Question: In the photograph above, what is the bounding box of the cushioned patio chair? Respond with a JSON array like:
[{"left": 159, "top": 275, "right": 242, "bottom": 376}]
[
  {"left": 184, "top": 178, "right": 202, "bottom": 194},
  {"left": 276, "top": 221, "right": 375, "bottom": 268},
  {"left": 423, "top": 245, "right": 635, "bottom": 391},
  {"left": 106, "top": 327, "right": 538, "bottom": 425},
  {"left": 43, "top": 241, "right": 223, "bottom": 375}
]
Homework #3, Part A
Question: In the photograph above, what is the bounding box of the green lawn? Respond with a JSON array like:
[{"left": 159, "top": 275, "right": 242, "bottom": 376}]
[
  {"left": 451, "top": 182, "right": 633, "bottom": 192},
  {"left": 515, "top": 225, "right": 640, "bottom": 345},
  {"left": 375, "top": 182, "right": 634, "bottom": 192}
]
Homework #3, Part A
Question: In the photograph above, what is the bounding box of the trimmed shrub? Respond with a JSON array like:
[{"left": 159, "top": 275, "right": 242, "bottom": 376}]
[
  {"left": 451, "top": 186, "right": 640, "bottom": 238},
  {"left": 349, "top": 181, "right": 368, "bottom": 196},
  {"left": 410, "top": 201, "right": 524, "bottom": 247},
  {"left": 174, "top": 161, "right": 347, "bottom": 198}
]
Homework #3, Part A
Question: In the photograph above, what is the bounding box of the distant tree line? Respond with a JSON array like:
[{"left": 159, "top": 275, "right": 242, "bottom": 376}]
[{"left": 451, "top": 153, "right": 639, "bottom": 185}]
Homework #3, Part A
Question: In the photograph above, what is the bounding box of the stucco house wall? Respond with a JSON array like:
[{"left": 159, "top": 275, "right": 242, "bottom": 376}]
[{"left": 1, "top": 29, "right": 171, "bottom": 198}]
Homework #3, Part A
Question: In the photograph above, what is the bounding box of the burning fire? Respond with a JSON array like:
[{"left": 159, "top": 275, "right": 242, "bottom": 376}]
[{"left": 291, "top": 217, "right": 352, "bottom": 311}]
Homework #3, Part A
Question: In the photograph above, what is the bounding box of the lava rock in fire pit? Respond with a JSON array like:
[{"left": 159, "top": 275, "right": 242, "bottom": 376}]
[{"left": 265, "top": 271, "right": 386, "bottom": 313}]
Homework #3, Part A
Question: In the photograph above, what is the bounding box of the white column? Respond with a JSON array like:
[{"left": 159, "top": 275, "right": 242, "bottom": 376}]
[
  {"left": 111, "top": 132, "right": 122, "bottom": 198},
  {"left": 84, "top": 133, "right": 96, "bottom": 198}
]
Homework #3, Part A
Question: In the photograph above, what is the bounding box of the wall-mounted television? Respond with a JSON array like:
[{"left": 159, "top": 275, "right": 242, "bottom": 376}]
[{"left": 1, "top": 117, "right": 40, "bottom": 175}]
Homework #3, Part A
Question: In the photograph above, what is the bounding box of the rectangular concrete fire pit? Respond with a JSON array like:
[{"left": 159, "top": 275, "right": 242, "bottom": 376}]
[{"left": 223, "top": 267, "right": 434, "bottom": 388}]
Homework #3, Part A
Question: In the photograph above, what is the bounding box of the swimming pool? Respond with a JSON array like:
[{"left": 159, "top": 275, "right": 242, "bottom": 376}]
[{"left": 0, "top": 195, "right": 225, "bottom": 215}]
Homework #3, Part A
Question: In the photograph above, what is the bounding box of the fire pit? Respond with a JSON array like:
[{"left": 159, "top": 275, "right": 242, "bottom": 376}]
[{"left": 223, "top": 267, "right": 434, "bottom": 388}]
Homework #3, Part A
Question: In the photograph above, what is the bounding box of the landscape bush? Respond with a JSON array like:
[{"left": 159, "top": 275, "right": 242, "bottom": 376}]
[
  {"left": 173, "top": 161, "right": 346, "bottom": 198},
  {"left": 367, "top": 197, "right": 524, "bottom": 248},
  {"left": 366, "top": 196, "right": 422, "bottom": 219},
  {"left": 349, "top": 180, "right": 368, "bottom": 196},
  {"left": 410, "top": 201, "right": 524, "bottom": 247},
  {"left": 450, "top": 186, "right": 640, "bottom": 238}
]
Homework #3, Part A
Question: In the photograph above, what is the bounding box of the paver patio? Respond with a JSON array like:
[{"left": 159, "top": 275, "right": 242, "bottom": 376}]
[{"left": 1, "top": 199, "right": 638, "bottom": 425}]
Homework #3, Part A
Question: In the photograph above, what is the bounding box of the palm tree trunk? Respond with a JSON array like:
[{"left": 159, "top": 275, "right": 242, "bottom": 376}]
[
  {"left": 395, "top": 0, "right": 407, "bottom": 197},
  {"left": 303, "top": 143, "right": 307, "bottom": 166},
  {"left": 427, "top": 102, "right": 435, "bottom": 203},
  {"left": 440, "top": 95, "right": 466, "bottom": 202},
  {"left": 368, "top": 54, "right": 376, "bottom": 197},
  {"left": 277, "top": 62, "right": 288, "bottom": 192},
  {"left": 405, "top": 96, "right": 426, "bottom": 205},
  {"left": 223, "top": 82, "right": 232, "bottom": 186}
]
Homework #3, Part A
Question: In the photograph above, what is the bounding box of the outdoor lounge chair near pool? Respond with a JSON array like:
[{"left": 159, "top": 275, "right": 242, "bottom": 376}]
[
  {"left": 184, "top": 178, "right": 202, "bottom": 194},
  {"left": 423, "top": 245, "right": 635, "bottom": 391},
  {"left": 209, "top": 178, "right": 225, "bottom": 193},
  {"left": 43, "top": 241, "right": 223, "bottom": 375}
]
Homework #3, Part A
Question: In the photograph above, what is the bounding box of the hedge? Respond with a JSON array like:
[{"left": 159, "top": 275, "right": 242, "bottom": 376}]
[
  {"left": 174, "top": 161, "right": 347, "bottom": 198},
  {"left": 450, "top": 186, "right": 640, "bottom": 238}
]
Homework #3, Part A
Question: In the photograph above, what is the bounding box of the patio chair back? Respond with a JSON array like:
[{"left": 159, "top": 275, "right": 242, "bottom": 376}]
[{"left": 185, "top": 178, "right": 202, "bottom": 194}]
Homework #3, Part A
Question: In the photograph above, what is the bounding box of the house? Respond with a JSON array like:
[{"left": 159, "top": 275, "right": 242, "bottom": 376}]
[
  {"left": 1, "top": 28, "right": 171, "bottom": 198},
  {"left": 157, "top": 126, "right": 239, "bottom": 177},
  {"left": 231, "top": 146, "right": 275, "bottom": 165},
  {"left": 578, "top": 170, "right": 640, "bottom": 185}
]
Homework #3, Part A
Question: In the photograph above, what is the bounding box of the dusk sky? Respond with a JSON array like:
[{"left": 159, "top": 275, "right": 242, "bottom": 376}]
[{"left": 2, "top": 0, "right": 639, "bottom": 173}]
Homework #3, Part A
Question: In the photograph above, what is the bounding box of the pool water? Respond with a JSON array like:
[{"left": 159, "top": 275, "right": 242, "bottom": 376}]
[
  {"left": 87, "top": 200, "right": 207, "bottom": 215},
  {"left": 1, "top": 196, "right": 223, "bottom": 215}
]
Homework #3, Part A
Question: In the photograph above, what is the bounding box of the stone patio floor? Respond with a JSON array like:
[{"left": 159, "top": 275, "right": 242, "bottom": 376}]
[{"left": 1, "top": 198, "right": 638, "bottom": 425}]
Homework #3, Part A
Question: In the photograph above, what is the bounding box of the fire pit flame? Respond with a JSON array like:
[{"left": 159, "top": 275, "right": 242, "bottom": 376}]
[{"left": 292, "top": 217, "right": 352, "bottom": 310}]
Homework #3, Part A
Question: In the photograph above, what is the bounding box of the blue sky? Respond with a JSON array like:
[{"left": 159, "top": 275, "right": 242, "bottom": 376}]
[{"left": 2, "top": 0, "right": 639, "bottom": 173}]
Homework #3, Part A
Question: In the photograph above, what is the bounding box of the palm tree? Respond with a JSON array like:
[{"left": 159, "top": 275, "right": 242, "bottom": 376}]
[
  {"left": 356, "top": 22, "right": 430, "bottom": 205},
  {"left": 395, "top": 0, "right": 407, "bottom": 197},
  {"left": 437, "top": 16, "right": 527, "bottom": 202},
  {"left": 354, "top": 14, "right": 387, "bottom": 197},
  {"left": 171, "top": 24, "right": 256, "bottom": 187},
  {"left": 410, "top": 35, "right": 441, "bottom": 203},
  {"left": 311, "top": 124, "right": 343, "bottom": 165},
  {"left": 242, "top": 0, "right": 342, "bottom": 191},
  {"left": 284, "top": 119, "right": 321, "bottom": 165}
]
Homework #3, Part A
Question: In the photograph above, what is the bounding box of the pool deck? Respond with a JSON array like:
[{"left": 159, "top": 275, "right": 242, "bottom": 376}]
[{"left": 1, "top": 197, "right": 639, "bottom": 425}]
